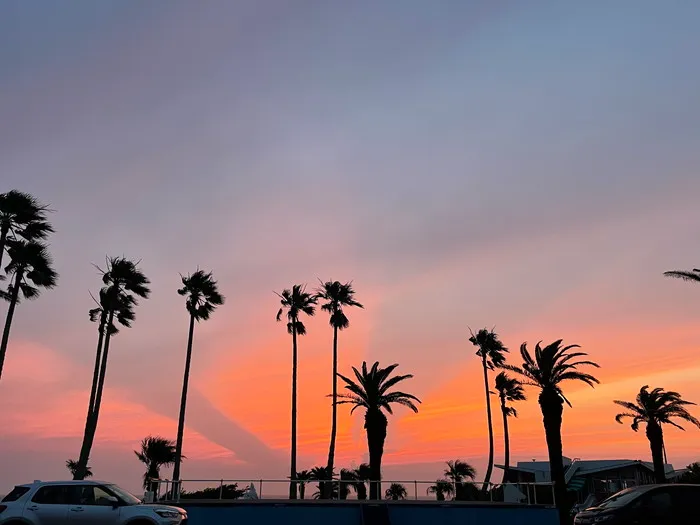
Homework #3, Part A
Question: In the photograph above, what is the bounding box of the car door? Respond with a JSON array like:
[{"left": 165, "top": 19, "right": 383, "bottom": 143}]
[
  {"left": 67, "top": 485, "right": 119, "bottom": 525},
  {"left": 23, "top": 485, "right": 71, "bottom": 525},
  {"left": 627, "top": 487, "right": 675, "bottom": 525}
]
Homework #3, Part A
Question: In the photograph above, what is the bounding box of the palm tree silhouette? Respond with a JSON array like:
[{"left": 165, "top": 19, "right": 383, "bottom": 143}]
[
  {"left": 135, "top": 436, "right": 178, "bottom": 492},
  {"left": 505, "top": 340, "right": 599, "bottom": 522},
  {"left": 172, "top": 270, "right": 225, "bottom": 485},
  {"left": 337, "top": 361, "right": 421, "bottom": 499},
  {"left": 0, "top": 190, "right": 53, "bottom": 274},
  {"left": 427, "top": 479, "right": 454, "bottom": 501},
  {"left": 276, "top": 284, "right": 317, "bottom": 499},
  {"left": 444, "top": 460, "right": 477, "bottom": 501},
  {"left": 469, "top": 328, "right": 508, "bottom": 492},
  {"left": 494, "top": 372, "right": 526, "bottom": 482},
  {"left": 0, "top": 240, "right": 57, "bottom": 381},
  {"left": 349, "top": 463, "right": 371, "bottom": 500},
  {"left": 74, "top": 257, "right": 150, "bottom": 480},
  {"left": 295, "top": 470, "right": 313, "bottom": 499},
  {"left": 66, "top": 459, "right": 92, "bottom": 479},
  {"left": 385, "top": 483, "right": 407, "bottom": 500},
  {"left": 316, "top": 280, "right": 363, "bottom": 498},
  {"left": 614, "top": 385, "right": 700, "bottom": 483},
  {"left": 309, "top": 466, "right": 334, "bottom": 499},
  {"left": 664, "top": 268, "right": 700, "bottom": 283}
]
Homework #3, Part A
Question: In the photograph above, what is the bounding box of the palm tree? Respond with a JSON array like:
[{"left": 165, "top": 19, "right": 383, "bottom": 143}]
[
  {"left": 468, "top": 328, "right": 508, "bottom": 491},
  {"left": 678, "top": 462, "right": 700, "bottom": 484},
  {"left": 444, "top": 460, "right": 477, "bottom": 501},
  {"left": 350, "top": 463, "right": 371, "bottom": 500},
  {"left": 135, "top": 436, "right": 178, "bottom": 492},
  {"left": 295, "top": 470, "right": 313, "bottom": 499},
  {"left": 66, "top": 459, "right": 92, "bottom": 479},
  {"left": 276, "top": 284, "right": 317, "bottom": 499},
  {"left": 316, "top": 280, "right": 363, "bottom": 498},
  {"left": 74, "top": 257, "right": 150, "bottom": 480},
  {"left": 337, "top": 361, "right": 421, "bottom": 499},
  {"left": 494, "top": 372, "right": 526, "bottom": 482},
  {"left": 427, "top": 479, "right": 454, "bottom": 501},
  {"left": 614, "top": 386, "right": 700, "bottom": 483},
  {"left": 309, "top": 466, "right": 334, "bottom": 500},
  {"left": 505, "top": 340, "right": 599, "bottom": 523},
  {"left": 172, "top": 270, "right": 225, "bottom": 486},
  {"left": 664, "top": 268, "right": 700, "bottom": 284},
  {"left": 0, "top": 190, "right": 53, "bottom": 274},
  {"left": 0, "top": 240, "right": 57, "bottom": 381},
  {"left": 385, "top": 483, "right": 407, "bottom": 500}
]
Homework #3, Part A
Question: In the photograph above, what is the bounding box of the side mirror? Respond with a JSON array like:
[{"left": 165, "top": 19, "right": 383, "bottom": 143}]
[{"left": 106, "top": 496, "right": 119, "bottom": 509}]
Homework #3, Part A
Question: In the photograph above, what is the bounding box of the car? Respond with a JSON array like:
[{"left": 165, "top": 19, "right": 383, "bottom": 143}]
[
  {"left": 573, "top": 483, "right": 700, "bottom": 525},
  {"left": 0, "top": 480, "right": 187, "bottom": 525}
]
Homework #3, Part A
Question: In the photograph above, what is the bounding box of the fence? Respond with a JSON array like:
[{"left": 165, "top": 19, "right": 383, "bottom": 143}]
[{"left": 150, "top": 478, "right": 555, "bottom": 505}]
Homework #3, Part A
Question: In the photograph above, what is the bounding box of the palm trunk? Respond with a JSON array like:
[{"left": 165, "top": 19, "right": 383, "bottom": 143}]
[
  {"left": 324, "top": 324, "right": 339, "bottom": 498},
  {"left": 646, "top": 421, "right": 666, "bottom": 483},
  {"left": 289, "top": 321, "right": 298, "bottom": 499},
  {"left": 501, "top": 398, "right": 510, "bottom": 484},
  {"left": 0, "top": 268, "right": 22, "bottom": 381},
  {"left": 0, "top": 223, "right": 9, "bottom": 274},
  {"left": 299, "top": 483, "right": 306, "bottom": 500},
  {"left": 540, "top": 389, "right": 568, "bottom": 524},
  {"left": 75, "top": 309, "right": 115, "bottom": 479},
  {"left": 481, "top": 355, "right": 495, "bottom": 492},
  {"left": 366, "top": 409, "right": 387, "bottom": 500},
  {"left": 173, "top": 314, "right": 196, "bottom": 483}
]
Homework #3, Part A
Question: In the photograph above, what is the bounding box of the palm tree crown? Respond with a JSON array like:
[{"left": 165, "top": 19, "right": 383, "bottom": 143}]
[
  {"left": 135, "top": 436, "right": 178, "bottom": 489},
  {"left": 178, "top": 270, "right": 225, "bottom": 321},
  {"left": 469, "top": 328, "right": 509, "bottom": 368},
  {"left": 444, "top": 460, "right": 477, "bottom": 482},
  {"left": 2, "top": 240, "right": 58, "bottom": 301},
  {"left": 614, "top": 386, "right": 700, "bottom": 432},
  {"left": 663, "top": 268, "right": 700, "bottom": 283},
  {"left": 66, "top": 459, "right": 92, "bottom": 479},
  {"left": 427, "top": 479, "right": 454, "bottom": 501},
  {"left": 316, "top": 280, "right": 363, "bottom": 329},
  {"left": 495, "top": 371, "right": 526, "bottom": 417},
  {"left": 385, "top": 483, "right": 407, "bottom": 500},
  {"left": 276, "top": 284, "right": 317, "bottom": 334}
]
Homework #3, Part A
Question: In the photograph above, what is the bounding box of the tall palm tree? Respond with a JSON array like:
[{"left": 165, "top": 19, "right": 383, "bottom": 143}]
[
  {"left": 337, "top": 361, "right": 421, "bottom": 499},
  {"left": 444, "top": 460, "right": 477, "bottom": 501},
  {"left": 172, "top": 270, "right": 225, "bottom": 485},
  {"left": 295, "top": 470, "right": 313, "bottom": 499},
  {"left": 664, "top": 268, "right": 700, "bottom": 283},
  {"left": 385, "top": 483, "right": 407, "bottom": 500},
  {"left": 316, "top": 280, "right": 363, "bottom": 498},
  {"left": 494, "top": 372, "right": 526, "bottom": 482},
  {"left": 74, "top": 257, "right": 150, "bottom": 480},
  {"left": 135, "top": 436, "right": 178, "bottom": 492},
  {"left": 66, "top": 459, "right": 92, "bottom": 479},
  {"left": 427, "top": 479, "right": 454, "bottom": 501},
  {"left": 468, "top": 328, "right": 508, "bottom": 491},
  {"left": 614, "top": 386, "right": 700, "bottom": 483},
  {"left": 0, "top": 240, "right": 58, "bottom": 381},
  {"left": 276, "top": 284, "right": 317, "bottom": 499},
  {"left": 0, "top": 190, "right": 53, "bottom": 275},
  {"left": 505, "top": 340, "right": 599, "bottom": 523}
]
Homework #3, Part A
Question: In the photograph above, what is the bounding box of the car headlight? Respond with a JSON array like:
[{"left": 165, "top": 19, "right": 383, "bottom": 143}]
[
  {"left": 594, "top": 515, "right": 615, "bottom": 523},
  {"left": 155, "top": 509, "right": 182, "bottom": 519}
]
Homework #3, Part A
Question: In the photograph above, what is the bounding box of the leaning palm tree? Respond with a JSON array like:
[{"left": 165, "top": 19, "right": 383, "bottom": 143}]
[
  {"left": 0, "top": 190, "right": 53, "bottom": 274},
  {"left": 664, "top": 268, "right": 700, "bottom": 284},
  {"left": 316, "top": 280, "right": 363, "bottom": 498},
  {"left": 74, "top": 257, "right": 150, "bottom": 480},
  {"left": 135, "top": 436, "right": 178, "bottom": 492},
  {"left": 276, "top": 284, "right": 317, "bottom": 499},
  {"left": 444, "top": 460, "right": 477, "bottom": 501},
  {"left": 505, "top": 340, "right": 599, "bottom": 523},
  {"left": 427, "top": 479, "right": 454, "bottom": 501},
  {"left": 172, "top": 270, "right": 225, "bottom": 485},
  {"left": 337, "top": 361, "right": 421, "bottom": 499},
  {"left": 494, "top": 371, "right": 526, "bottom": 482},
  {"left": 66, "top": 459, "right": 92, "bottom": 479},
  {"left": 614, "top": 386, "right": 700, "bottom": 483},
  {"left": 0, "top": 240, "right": 58, "bottom": 381},
  {"left": 385, "top": 483, "right": 407, "bottom": 500},
  {"left": 468, "top": 328, "right": 508, "bottom": 491}
]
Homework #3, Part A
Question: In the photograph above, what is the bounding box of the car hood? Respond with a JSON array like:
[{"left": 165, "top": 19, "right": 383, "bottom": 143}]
[{"left": 136, "top": 503, "right": 186, "bottom": 513}]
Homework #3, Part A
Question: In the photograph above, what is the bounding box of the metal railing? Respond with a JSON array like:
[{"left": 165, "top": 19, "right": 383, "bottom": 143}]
[{"left": 149, "top": 478, "right": 555, "bottom": 505}]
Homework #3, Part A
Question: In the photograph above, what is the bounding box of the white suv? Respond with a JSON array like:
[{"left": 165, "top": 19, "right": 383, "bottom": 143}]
[{"left": 0, "top": 480, "right": 187, "bottom": 525}]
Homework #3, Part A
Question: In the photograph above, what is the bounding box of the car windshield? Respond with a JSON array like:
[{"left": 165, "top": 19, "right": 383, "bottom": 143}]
[
  {"left": 596, "top": 488, "right": 642, "bottom": 509},
  {"left": 106, "top": 484, "right": 142, "bottom": 505}
]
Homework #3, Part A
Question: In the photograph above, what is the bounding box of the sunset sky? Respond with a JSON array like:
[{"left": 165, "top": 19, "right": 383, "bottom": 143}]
[{"left": 1, "top": 0, "right": 699, "bottom": 495}]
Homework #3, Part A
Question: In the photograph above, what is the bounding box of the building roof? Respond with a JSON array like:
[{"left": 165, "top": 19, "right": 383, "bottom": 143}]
[{"left": 495, "top": 459, "right": 675, "bottom": 482}]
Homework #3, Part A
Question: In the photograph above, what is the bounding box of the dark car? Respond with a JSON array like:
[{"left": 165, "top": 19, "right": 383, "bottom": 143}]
[{"left": 574, "top": 484, "right": 700, "bottom": 525}]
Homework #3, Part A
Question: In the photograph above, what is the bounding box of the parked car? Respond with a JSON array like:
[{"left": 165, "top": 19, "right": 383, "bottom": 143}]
[
  {"left": 573, "top": 484, "right": 699, "bottom": 525},
  {"left": 0, "top": 480, "right": 187, "bottom": 525}
]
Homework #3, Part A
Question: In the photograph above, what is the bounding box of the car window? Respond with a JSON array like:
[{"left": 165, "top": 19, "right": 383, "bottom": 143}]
[
  {"left": 672, "top": 487, "right": 700, "bottom": 513},
  {"left": 1, "top": 486, "right": 30, "bottom": 502},
  {"left": 73, "top": 485, "right": 115, "bottom": 506},
  {"left": 31, "top": 485, "right": 74, "bottom": 505},
  {"left": 642, "top": 490, "right": 673, "bottom": 516}
]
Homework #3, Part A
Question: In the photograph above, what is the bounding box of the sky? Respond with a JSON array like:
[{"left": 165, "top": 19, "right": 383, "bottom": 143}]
[{"left": 1, "top": 0, "right": 699, "bottom": 496}]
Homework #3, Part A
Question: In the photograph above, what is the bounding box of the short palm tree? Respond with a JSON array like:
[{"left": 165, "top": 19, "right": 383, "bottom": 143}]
[
  {"left": 276, "top": 284, "right": 317, "bottom": 499},
  {"left": 664, "top": 268, "right": 700, "bottom": 283},
  {"left": 135, "top": 436, "right": 178, "bottom": 492},
  {"left": 385, "top": 483, "right": 407, "bottom": 500},
  {"left": 295, "top": 470, "right": 313, "bottom": 499},
  {"left": 505, "top": 340, "right": 599, "bottom": 522},
  {"left": 444, "top": 460, "right": 477, "bottom": 501},
  {"left": 74, "top": 257, "right": 150, "bottom": 480},
  {"left": 316, "top": 280, "right": 363, "bottom": 497},
  {"left": 337, "top": 361, "right": 421, "bottom": 499},
  {"left": 469, "top": 328, "right": 508, "bottom": 491},
  {"left": 494, "top": 372, "right": 526, "bottom": 482},
  {"left": 0, "top": 190, "right": 53, "bottom": 274},
  {"left": 309, "top": 466, "right": 334, "bottom": 499},
  {"left": 172, "top": 270, "right": 225, "bottom": 485},
  {"left": 614, "top": 386, "right": 700, "bottom": 483},
  {"left": 350, "top": 463, "right": 372, "bottom": 500},
  {"left": 0, "top": 240, "right": 57, "bottom": 381},
  {"left": 66, "top": 459, "right": 92, "bottom": 479},
  {"left": 427, "top": 479, "right": 454, "bottom": 501}
]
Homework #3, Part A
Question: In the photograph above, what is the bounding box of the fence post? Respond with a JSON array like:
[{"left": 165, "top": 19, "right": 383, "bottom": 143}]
[
  {"left": 489, "top": 483, "right": 493, "bottom": 501},
  {"left": 219, "top": 479, "right": 224, "bottom": 500},
  {"left": 551, "top": 483, "right": 555, "bottom": 506},
  {"left": 259, "top": 479, "right": 263, "bottom": 499},
  {"left": 414, "top": 480, "right": 418, "bottom": 500},
  {"left": 526, "top": 483, "right": 531, "bottom": 505},
  {"left": 533, "top": 483, "right": 537, "bottom": 505}
]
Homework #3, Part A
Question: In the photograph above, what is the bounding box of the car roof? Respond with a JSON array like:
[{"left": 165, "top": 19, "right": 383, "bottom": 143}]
[{"left": 18, "top": 480, "right": 111, "bottom": 487}]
